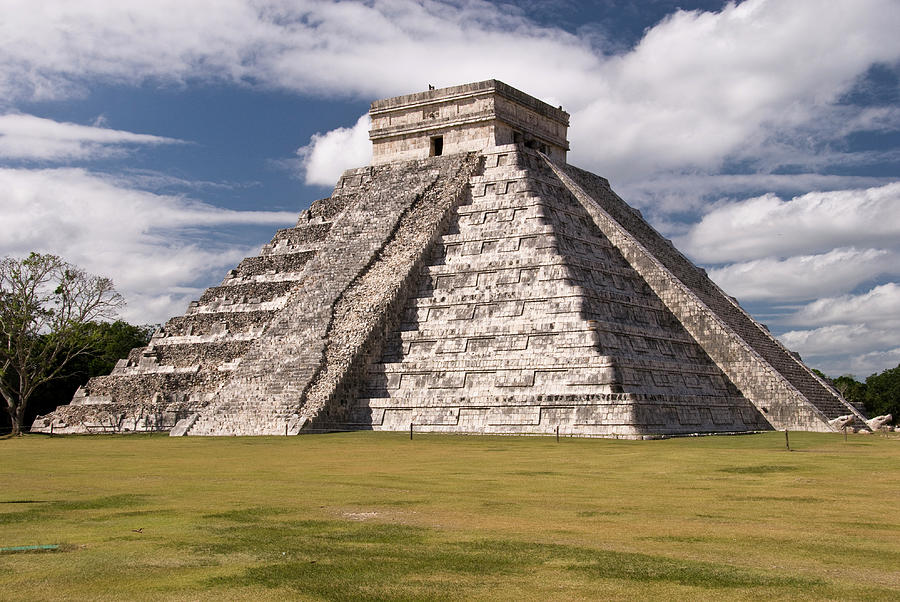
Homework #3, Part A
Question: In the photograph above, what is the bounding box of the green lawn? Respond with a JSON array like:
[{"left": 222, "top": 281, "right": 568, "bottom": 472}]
[{"left": 1, "top": 431, "right": 898, "bottom": 600}]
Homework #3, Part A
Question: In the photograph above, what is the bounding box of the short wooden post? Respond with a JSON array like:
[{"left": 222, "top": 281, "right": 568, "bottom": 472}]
[
  {"left": 556, "top": 425, "right": 559, "bottom": 442},
  {"left": 785, "top": 429, "right": 790, "bottom": 451},
  {"left": 410, "top": 422, "right": 413, "bottom": 440},
  {"left": 843, "top": 425, "right": 847, "bottom": 442},
  {"left": 285, "top": 422, "right": 288, "bottom": 436},
  {"left": 49, "top": 423, "right": 53, "bottom": 437}
]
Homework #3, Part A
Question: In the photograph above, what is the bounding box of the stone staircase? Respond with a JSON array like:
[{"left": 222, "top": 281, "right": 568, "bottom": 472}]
[
  {"left": 353, "top": 146, "right": 767, "bottom": 437},
  {"left": 554, "top": 160, "right": 865, "bottom": 430},
  {"left": 36, "top": 144, "right": 861, "bottom": 438},
  {"left": 183, "top": 153, "right": 480, "bottom": 435},
  {"left": 34, "top": 194, "right": 346, "bottom": 434}
]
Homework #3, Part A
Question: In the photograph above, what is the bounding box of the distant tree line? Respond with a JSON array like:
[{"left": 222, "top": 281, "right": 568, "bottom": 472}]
[{"left": 816, "top": 365, "right": 900, "bottom": 422}]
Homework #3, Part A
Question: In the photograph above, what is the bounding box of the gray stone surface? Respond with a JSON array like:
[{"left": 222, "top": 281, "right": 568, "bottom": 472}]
[
  {"left": 184, "top": 153, "right": 479, "bottom": 436},
  {"left": 32, "top": 80, "right": 866, "bottom": 437},
  {"left": 551, "top": 161, "right": 865, "bottom": 430},
  {"left": 370, "top": 80, "right": 569, "bottom": 165},
  {"left": 355, "top": 146, "right": 770, "bottom": 437}
]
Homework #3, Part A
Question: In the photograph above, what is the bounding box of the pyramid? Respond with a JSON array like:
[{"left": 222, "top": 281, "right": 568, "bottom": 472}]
[{"left": 34, "top": 80, "right": 869, "bottom": 438}]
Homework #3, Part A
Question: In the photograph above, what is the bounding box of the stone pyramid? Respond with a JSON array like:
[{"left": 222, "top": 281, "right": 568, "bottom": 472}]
[{"left": 34, "top": 80, "right": 869, "bottom": 438}]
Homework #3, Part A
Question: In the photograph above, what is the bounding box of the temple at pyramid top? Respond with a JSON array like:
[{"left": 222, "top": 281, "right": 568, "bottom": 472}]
[{"left": 369, "top": 80, "right": 570, "bottom": 165}]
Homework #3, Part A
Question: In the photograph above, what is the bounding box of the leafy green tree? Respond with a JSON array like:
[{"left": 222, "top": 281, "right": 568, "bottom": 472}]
[
  {"left": 832, "top": 374, "right": 867, "bottom": 409},
  {"left": 21, "top": 321, "right": 154, "bottom": 428},
  {"left": 1, "top": 253, "right": 124, "bottom": 435},
  {"left": 865, "top": 364, "right": 900, "bottom": 421}
]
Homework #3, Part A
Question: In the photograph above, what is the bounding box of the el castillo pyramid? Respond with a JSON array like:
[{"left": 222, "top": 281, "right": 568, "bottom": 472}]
[{"left": 34, "top": 80, "right": 871, "bottom": 438}]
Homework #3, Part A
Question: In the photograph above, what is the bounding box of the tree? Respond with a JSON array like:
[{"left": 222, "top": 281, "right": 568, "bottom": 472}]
[
  {"left": 19, "top": 320, "right": 155, "bottom": 428},
  {"left": 0, "top": 253, "right": 124, "bottom": 435},
  {"left": 865, "top": 364, "right": 900, "bottom": 421},
  {"left": 832, "top": 374, "right": 867, "bottom": 409}
]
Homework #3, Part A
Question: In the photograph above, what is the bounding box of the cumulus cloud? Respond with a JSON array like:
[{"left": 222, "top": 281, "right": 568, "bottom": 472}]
[
  {"left": 1, "top": 0, "right": 898, "bottom": 182},
  {"left": 708, "top": 248, "right": 900, "bottom": 302},
  {"left": 297, "top": 114, "right": 372, "bottom": 186},
  {"left": 0, "top": 167, "right": 297, "bottom": 323},
  {"left": 779, "top": 325, "right": 900, "bottom": 377},
  {"left": 678, "top": 183, "right": 900, "bottom": 263},
  {"left": 616, "top": 173, "right": 897, "bottom": 216},
  {"left": 788, "top": 283, "right": 900, "bottom": 326},
  {"left": 0, "top": 113, "right": 182, "bottom": 161},
  {"left": 0, "top": 0, "right": 598, "bottom": 103},
  {"left": 780, "top": 322, "right": 900, "bottom": 358},
  {"left": 687, "top": 183, "right": 900, "bottom": 375},
  {"left": 246, "top": 0, "right": 900, "bottom": 199},
  {"left": 776, "top": 284, "right": 900, "bottom": 376},
  {"left": 843, "top": 348, "right": 900, "bottom": 378},
  {"left": 569, "top": 0, "right": 900, "bottom": 179}
]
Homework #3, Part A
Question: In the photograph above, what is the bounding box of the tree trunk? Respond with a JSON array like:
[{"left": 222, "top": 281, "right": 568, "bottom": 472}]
[{"left": 11, "top": 403, "right": 24, "bottom": 436}]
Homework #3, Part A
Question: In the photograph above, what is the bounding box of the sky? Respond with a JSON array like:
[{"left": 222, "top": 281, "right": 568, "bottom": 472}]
[{"left": 1, "top": 0, "right": 899, "bottom": 379}]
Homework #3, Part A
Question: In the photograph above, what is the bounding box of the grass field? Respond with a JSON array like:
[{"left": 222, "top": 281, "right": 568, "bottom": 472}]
[{"left": 1, "top": 431, "right": 898, "bottom": 600}]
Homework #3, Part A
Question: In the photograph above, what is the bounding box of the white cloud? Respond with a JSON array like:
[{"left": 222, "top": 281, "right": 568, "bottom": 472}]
[
  {"left": 1, "top": 0, "right": 898, "bottom": 182},
  {"left": 570, "top": 0, "right": 900, "bottom": 179},
  {"left": 244, "top": 0, "right": 900, "bottom": 200},
  {"left": 297, "top": 114, "right": 372, "bottom": 186},
  {"left": 678, "top": 183, "right": 900, "bottom": 375},
  {"left": 0, "top": 113, "right": 182, "bottom": 161},
  {"left": 678, "top": 183, "right": 900, "bottom": 263},
  {"left": 843, "top": 348, "right": 900, "bottom": 378},
  {"left": 779, "top": 326, "right": 900, "bottom": 377},
  {"left": 708, "top": 248, "right": 900, "bottom": 302},
  {"left": 779, "top": 322, "right": 900, "bottom": 357},
  {"left": 776, "top": 284, "right": 900, "bottom": 376},
  {"left": 0, "top": 0, "right": 600, "bottom": 103},
  {"left": 616, "top": 173, "right": 897, "bottom": 216},
  {"left": 789, "top": 283, "right": 900, "bottom": 326},
  {"left": 0, "top": 167, "right": 296, "bottom": 324}
]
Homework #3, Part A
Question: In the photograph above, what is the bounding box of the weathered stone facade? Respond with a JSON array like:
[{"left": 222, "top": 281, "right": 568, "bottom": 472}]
[
  {"left": 370, "top": 80, "right": 569, "bottom": 165},
  {"left": 33, "top": 80, "right": 866, "bottom": 437}
]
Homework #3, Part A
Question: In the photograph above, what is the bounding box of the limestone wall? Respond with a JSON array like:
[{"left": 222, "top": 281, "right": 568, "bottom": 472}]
[
  {"left": 33, "top": 138, "right": 856, "bottom": 438},
  {"left": 31, "top": 195, "right": 346, "bottom": 434},
  {"left": 354, "top": 146, "right": 768, "bottom": 438},
  {"left": 370, "top": 80, "right": 569, "bottom": 165},
  {"left": 371, "top": 124, "right": 495, "bottom": 166},
  {"left": 551, "top": 160, "right": 864, "bottom": 430},
  {"left": 183, "top": 153, "right": 481, "bottom": 435}
]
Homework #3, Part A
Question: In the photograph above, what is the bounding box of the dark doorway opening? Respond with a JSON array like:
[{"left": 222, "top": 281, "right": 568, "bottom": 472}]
[{"left": 430, "top": 136, "right": 444, "bottom": 156}]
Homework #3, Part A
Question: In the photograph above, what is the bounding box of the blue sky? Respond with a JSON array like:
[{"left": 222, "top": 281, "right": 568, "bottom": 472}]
[{"left": 1, "top": 0, "right": 899, "bottom": 378}]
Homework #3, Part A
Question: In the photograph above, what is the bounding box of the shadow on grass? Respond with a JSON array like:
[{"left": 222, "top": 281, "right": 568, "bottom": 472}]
[
  {"left": 0, "top": 500, "right": 49, "bottom": 504},
  {"left": 197, "top": 519, "right": 821, "bottom": 599},
  {"left": 724, "top": 495, "right": 823, "bottom": 503},
  {"left": 0, "top": 494, "right": 148, "bottom": 525},
  {"left": 203, "top": 507, "right": 293, "bottom": 523},
  {"left": 719, "top": 465, "right": 798, "bottom": 474}
]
